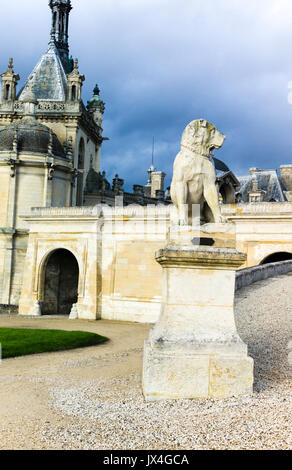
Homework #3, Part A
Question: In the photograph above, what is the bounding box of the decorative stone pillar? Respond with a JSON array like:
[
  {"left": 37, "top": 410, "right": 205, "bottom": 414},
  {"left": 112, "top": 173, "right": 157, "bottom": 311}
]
[
  {"left": 0, "top": 58, "right": 20, "bottom": 102},
  {"left": 66, "top": 59, "right": 85, "bottom": 102},
  {"left": 142, "top": 224, "right": 254, "bottom": 401}
]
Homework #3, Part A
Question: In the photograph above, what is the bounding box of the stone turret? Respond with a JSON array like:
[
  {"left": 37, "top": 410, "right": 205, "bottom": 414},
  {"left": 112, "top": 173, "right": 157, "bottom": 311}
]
[
  {"left": 66, "top": 59, "right": 85, "bottom": 102},
  {"left": 87, "top": 85, "right": 105, "bottom": 127},
  {"left": 0, "top": 58, "right": 19, "bottom": 102}
]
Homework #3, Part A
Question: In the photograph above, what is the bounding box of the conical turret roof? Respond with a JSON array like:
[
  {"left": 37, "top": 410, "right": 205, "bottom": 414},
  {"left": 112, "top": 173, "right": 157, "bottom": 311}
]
[{"left": 18, "top": 44, "right": 67, "bottom": 102}]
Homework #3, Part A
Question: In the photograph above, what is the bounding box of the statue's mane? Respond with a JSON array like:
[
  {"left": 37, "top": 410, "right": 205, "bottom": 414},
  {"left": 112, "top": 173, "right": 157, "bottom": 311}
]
[{"left": 181, "top": 119, "right": 215, "bottom": 156}]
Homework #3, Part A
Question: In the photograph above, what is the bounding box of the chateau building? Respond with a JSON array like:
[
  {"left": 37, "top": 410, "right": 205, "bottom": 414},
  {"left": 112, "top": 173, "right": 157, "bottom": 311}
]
[
  {"left": 0, "top": 0, "right": 105, "bottom": 308},
  {"left": 2, "top": 1, "right": 290, "bottom": 322},
  {"left": 236, "top": 166, "right": 292, "bottom": 203}
]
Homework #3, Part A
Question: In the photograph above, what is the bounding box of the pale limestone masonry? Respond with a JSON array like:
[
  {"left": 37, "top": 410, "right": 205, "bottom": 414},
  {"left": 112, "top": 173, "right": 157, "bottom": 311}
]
[
  {"left": 18, "top": 205, "right": 170, "bottom": 322},
  {"left": 142, "top": 226, "right": 254, "bottom": 400},
  {"left": 15, "top": 202, "right": 292, "bottom": 322}
]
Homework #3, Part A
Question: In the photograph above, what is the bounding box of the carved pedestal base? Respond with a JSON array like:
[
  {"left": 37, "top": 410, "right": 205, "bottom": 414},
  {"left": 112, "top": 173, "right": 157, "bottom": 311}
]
[
  {"left": 143, "top": 342, "right": 253, "bottom": 401},
  {"left": 142, "top": 228, "right": 254, "bottom": 401}
]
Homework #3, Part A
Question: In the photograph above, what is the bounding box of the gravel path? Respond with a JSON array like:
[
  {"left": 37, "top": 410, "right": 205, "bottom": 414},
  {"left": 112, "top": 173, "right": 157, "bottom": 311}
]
[{"left": 0, "top": 274, "right": 291, "bottom": 450}]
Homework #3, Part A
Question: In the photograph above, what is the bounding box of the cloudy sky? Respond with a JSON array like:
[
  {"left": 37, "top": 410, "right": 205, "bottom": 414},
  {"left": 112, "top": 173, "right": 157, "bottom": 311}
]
[{"left": 1, "top": 0, "right": 292, "bottom": 190}]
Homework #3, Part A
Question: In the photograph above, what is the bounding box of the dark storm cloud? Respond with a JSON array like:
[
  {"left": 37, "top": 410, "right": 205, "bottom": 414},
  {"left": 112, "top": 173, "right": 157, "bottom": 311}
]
[{"left": 1, "top": 0, "right": 292, "bottom": 190}]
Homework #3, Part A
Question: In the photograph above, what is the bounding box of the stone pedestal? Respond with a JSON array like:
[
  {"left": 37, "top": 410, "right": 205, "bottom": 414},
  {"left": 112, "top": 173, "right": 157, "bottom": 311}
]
[{"left": 142, "top": 225, "right": 254, "bottom": 401}]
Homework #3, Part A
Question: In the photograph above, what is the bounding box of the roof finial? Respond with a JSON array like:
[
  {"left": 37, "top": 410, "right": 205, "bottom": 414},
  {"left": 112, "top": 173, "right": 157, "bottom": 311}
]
[
  {"left": 22, "top": 90, "right": 38, "bottom": 118},
  {"left": 93, "top": 84, "right": 100, "bottom": 96}
]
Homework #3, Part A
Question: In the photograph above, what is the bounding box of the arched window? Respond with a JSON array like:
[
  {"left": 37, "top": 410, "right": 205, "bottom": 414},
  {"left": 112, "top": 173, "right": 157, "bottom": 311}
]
[
  {"left": 60, "top": 12, "right": 64, "bottom": 34},
  {"left": 72, "top": 85, "right": 76, "bottom": 101},
  {"left": 5, "top": 84, "right": 10, "bottom": 100},
  {"left": 53, "top": 11, "right": 57, "bottom": 30},
  {"left": 78, "top": 138, "right": 85, "bottom": 170}
]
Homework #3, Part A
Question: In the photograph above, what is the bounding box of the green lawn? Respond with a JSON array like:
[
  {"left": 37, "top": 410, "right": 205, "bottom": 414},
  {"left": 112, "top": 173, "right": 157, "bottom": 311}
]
[{"left": 0, "top": 328, "right": 109, "bottom": 359}]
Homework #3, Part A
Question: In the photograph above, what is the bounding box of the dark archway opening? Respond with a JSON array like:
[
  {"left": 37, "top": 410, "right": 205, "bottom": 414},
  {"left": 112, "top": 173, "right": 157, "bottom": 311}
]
[
  {"left": 5, "top": 84, "right": 10, "bottom": 100},
  {"left": 43, "top": 249, "right": 79, "bottom": 315},
  {"left": 261, "top": 252, "right": 292, "bottom": 265},
  {"left": 72, "top": 85, "right": 77, "bottom": 102}
]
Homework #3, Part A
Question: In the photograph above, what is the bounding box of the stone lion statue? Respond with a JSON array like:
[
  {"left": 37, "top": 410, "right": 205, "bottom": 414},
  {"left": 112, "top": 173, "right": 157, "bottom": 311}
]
[{"left": 170, "top": 119, "right": 226, "bottom": 225}]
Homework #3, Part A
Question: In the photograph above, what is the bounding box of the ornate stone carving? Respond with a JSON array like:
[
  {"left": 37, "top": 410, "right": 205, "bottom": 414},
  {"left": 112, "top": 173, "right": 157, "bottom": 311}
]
[
  {"left": 46, "top": 162, "right": 55, "bottom": 180},
  {"left": 170, "top": 119, "right": 226, "bottom": 225},
  {"left": 112, "top": 174, "right": 124, "bottom": 194},
  {"left": 70, "top": 168, "right": 78, "bottom": 187},
  {"left": 37, "top": 102, "right": 65, "bottom": 111},
  {"left": 14, "top": 102, "right": 24, "bottom": 111},
  {"left": 7, "top": 158, "right": 17, "bottom": 177},
  {"left": 0, "top": 58, "right": 20, "bottom": 102}
]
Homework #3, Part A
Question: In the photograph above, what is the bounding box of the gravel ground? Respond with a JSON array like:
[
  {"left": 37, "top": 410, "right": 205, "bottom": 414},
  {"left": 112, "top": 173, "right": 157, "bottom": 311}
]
[{"left": 0, "top": 274, "right": 291, "bottom": 450}]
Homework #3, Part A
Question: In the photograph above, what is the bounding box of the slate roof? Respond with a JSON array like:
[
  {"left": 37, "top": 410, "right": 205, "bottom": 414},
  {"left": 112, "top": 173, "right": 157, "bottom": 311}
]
[
  {"left": 0, "top": 118, "right": 66, "bottom": 158},
  {"left": 237, "top": 170, "right": 286, "bottom": 202},
  {"left": 18, "top": 44, "right": 67, "bottom": 102},
  {"left": 213, "top": 157, "right": 230, "bottom": 174}
]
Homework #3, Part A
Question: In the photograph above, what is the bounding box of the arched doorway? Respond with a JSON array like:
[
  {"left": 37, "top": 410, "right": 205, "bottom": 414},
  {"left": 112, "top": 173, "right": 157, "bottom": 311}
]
[
  {"left": 260, "top": 252, "right": 292, "bottom": 265},
  {"left": 42, "top": 249, "right": 79, "bottom": 315}
]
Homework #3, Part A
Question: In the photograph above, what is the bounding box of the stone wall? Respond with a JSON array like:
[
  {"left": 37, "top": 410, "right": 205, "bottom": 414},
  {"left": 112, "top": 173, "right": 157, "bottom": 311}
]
[
  {"left": 14, "top": 203, "right": 292, "bottom": 322},
  {"left": 235, "top": 260, "right": 292, "bottom": 291}
]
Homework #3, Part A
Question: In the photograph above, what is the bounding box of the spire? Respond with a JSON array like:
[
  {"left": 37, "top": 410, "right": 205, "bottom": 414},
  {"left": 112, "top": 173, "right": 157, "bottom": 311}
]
[
  {"left": 67, "top": 58, "right": 85, "bottom": 102},
  {"left": 49, "top": 0, "right": 73, "bottom": 73}
]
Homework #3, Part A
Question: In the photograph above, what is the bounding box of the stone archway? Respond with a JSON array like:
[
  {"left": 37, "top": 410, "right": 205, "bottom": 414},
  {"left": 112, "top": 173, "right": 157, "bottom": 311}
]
[
  {"left": 42, "top": 249, "right": 79, "bottom": 315},
  {"left": 260, "top": 252, "right": 292, "bottom": 265}
]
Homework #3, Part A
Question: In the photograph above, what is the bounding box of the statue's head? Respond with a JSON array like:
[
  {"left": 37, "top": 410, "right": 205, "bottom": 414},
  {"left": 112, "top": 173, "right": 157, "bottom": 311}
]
[{"left": 181, "top": 119, "right": 226, "bottom": 157}]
